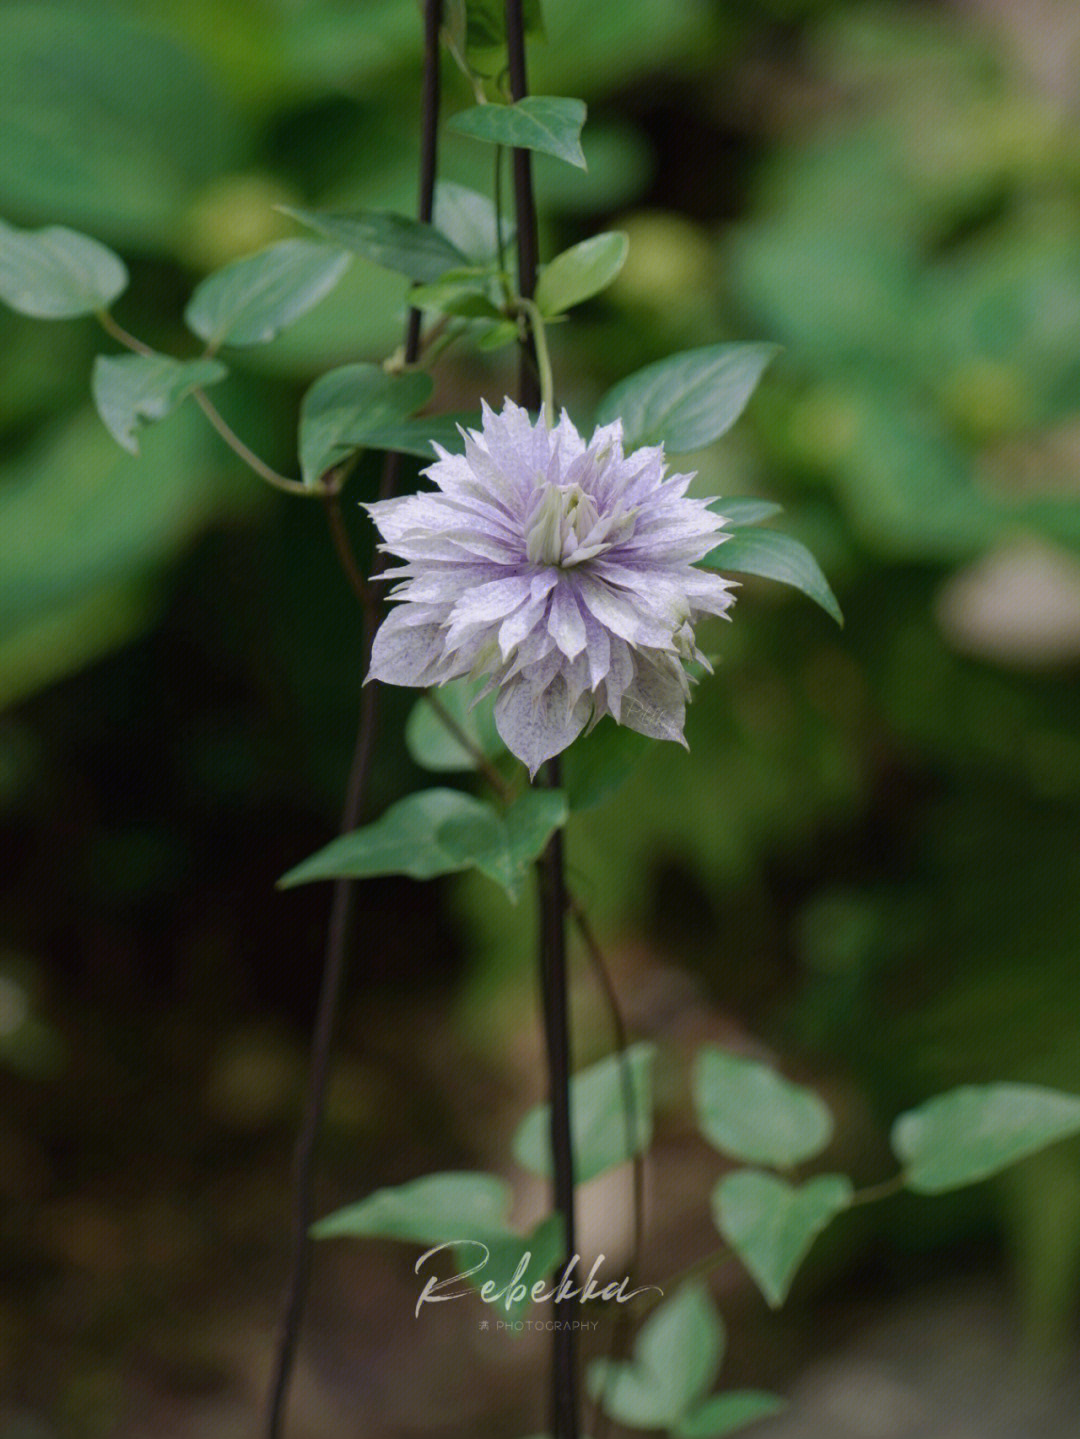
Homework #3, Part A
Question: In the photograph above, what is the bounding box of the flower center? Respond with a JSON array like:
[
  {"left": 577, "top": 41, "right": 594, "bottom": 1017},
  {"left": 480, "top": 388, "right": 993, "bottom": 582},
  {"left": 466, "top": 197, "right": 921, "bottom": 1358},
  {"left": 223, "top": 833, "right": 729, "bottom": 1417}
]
[{"left": 524, "top": 482, "right": 635, "bottom": 568}]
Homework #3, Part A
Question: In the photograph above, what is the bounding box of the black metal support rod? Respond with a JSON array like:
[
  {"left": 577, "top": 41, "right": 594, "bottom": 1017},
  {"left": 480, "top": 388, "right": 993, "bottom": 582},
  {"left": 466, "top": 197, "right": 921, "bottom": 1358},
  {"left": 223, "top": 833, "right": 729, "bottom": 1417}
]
[{"left": 264, "top": 3, "right": 443, "bottom": 1433}]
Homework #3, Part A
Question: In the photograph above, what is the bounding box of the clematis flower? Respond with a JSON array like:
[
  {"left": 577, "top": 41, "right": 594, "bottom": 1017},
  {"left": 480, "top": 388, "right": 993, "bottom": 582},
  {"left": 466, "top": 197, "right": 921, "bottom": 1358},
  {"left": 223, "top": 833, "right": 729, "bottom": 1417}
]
[{"left": 364, "top": 399, "right": 736, "bottom": 776}]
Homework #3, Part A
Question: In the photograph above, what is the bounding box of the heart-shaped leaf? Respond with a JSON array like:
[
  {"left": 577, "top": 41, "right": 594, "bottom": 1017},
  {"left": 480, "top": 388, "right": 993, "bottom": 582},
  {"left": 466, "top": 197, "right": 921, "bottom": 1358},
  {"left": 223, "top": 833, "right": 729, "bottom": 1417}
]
[
  {"left": 712, "top": 1170, "right": 853, "bottom": 1307},
  {"left": 536, "top": 232, "right": 628, "bottom": 316},
  {"left": 449, "top": 97, "right": 588, "bottom": 170},
  {"left": 703, "top": 528, "right": 843, "bottom": 627},
  {"left": 513, "top": 1042, "right": 655, "bottom": 1183},
  {"left": 596, "top": 343, "right": 778, "bottom": 452},
  {"left": 693, "top": 1046, "right": 834, "bottom": 1169},
  {"left": 185, "top": 239, "right": 350, "bottom": 348},
  {"left": 0, "top": 219, "right": 127, "bottom": 318},
  {"left": 278, "top": 787, "right": 566, "bottom": 902},
  {"left": 893, "top": 1084, "right": 1080, "bottom": 1195},
  {"left": 92, "top": 354, "right": 228, "bottom": 455},
  {"left": 588, "top": 1284, "right": 723, "bottom": 1429}
]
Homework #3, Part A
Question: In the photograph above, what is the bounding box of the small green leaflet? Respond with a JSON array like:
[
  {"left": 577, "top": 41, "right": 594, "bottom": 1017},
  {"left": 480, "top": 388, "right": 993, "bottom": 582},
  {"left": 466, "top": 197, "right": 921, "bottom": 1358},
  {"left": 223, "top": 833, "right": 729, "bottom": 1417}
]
[
  {"left": 561, "top": 722, "right": 651, "bottom": 811},
  {"left": 0, "top": 219, "right": 127, "bottom": 318},
  {"left": 513, "top": 1042, "right": 655, "bottom": 1183},
  {"left": 597, "top": 342, "right": 778, "bottom": 452},
  {"left": 92, "top": 354, "right": 228, "bottom": 455},
  {"left": 449, "top": 98, "right": 588, "bottom": 170},
  {"left": 278, "top": 787, "right": 567, "bottom": 903},
  {"left": 703, "top": 528, "right": 843, "bottom": 627},
  {"left": 892, "top": 1084, "right": 1080, "bottom": 1195},
  {"left": 298, "top": 363, "right": 433, "bottom": 486},
  {"left": 282, "top": 207, "right": 469, "bottom": 284},
  {"left": 184, "top": 239, "right": 351, "bottom": 348},
  {"left": 588, "top": 1284, "right": 723, "bottom": 1430},
  {"left": 693, "top": 1046, "right": 834, "bottom": 1169},
  {"left": 712, "top": 1170, "right": 853, "bottom": 1308},
  {"left": 535, "top": 232, "right": 628, "bottom": 317}
]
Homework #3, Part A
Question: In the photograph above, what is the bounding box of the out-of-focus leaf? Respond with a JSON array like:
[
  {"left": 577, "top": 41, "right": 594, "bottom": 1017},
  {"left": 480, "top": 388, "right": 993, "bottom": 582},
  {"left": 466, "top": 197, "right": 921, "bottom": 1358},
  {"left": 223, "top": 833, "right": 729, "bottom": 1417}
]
[
  {"left": 693, "top": 1046, "right": 834, "bottom": 1168},
  {"left": 588, "top": 1284, "right": 723, "bottom": 1429},
  {"left": 513, "top": 1041, "right": 655, "bottom": 1182},
  {"left": 712, "top": 1170, "right": 853, "bottom": 1308},
  {"left": 710, "top": 498, "right": 784, "bottom": 527},
  {"left": 562, "top": 722, "right": 651, "bottom": 811},
  {"left": 703, "top": 529, "right": 843, "bottom": 627},
  {"left": 312, "top": 1171, "right": 511, "bottom": 1244},
  {"left": 282, "top": 207, "right": 469, "bottom": 283},
  {"left": 597, "top": 343, "right": 778, "bottom": 451},
  {"left": 449, "top": 98, "right": 588, "bottom": 170},
  {"left": 0, "top": 220, "right": 127, "bottom": 318},
  {"left": 298, "top": 363, "right": 433, "bottom": 485},
  {"left": 535, "top": 232, "right": 628, "bottom": 316},
  {"left": 0, "top": 405, "right": 252, "bottom": 709},
  {"left": 92, "top": 354, "right": 228, "bottom": 455},
  {"left": 406, "top": 679, "right": 505, "bottom": 773},
  {"left": 433, "top": 182, "right": 515, "bottom": 265},
  {"left": 672, "top": 1392, "right": 787, "bottom": 1438},
  {"left": 0, "top": 4, "right": 243, "bottom": 249},
  {"left": 185, "top": 240, "right": 351, "bottom": 348},
  {"left": 893, "top": 1085, "right": 1080, "bottom": 1195}
]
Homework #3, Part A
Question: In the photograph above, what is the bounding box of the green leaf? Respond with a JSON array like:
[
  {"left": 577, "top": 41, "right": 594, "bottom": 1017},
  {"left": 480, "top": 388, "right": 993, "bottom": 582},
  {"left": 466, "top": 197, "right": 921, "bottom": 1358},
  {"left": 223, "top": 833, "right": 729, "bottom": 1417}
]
[
  {"left": 588, "top": 1284, "right": 723, "bottom": 1429},
  {"left": 282, "top": 207, "right": 469, "bottom": 284},
  {"left": 513, "top": 1041, "right": 655, "bottom": 1183},
  {"left": 561, "top": 722, "right": 651, "bottom": 811},
  {"left": 298, "top": 363, "right": 433, "bottom": 486},
  {"left": 313, "top": 1171, "right": 511, "bottom": 1245},
  {"left": 184, "top": 239, "right": 351, "bottom": 348},
  {"left": 278, "top": 787, "right": 566, "bottom": 902},
  {"left": 596, "top": 343, "right": 778, "bottom": 452},
  {"left": 672, "top": 1392, "right": 787, "bottom": 1438},
  {"left": 0, "top": 6, "right": 243, "bottom": 251},
  {"left": 711, "top": 498, "right": 784, "bottom": 527},
  {"left": 347, "top": 412, "right": 479, "bottom": 459},
  {"left": 712, "top": 1171, "right": 853, "bottom": 1308},
  {"left": 405, "top": 679, "right": 505, "bottom": 773},
  {"left": 535, "top": 232, "right": 628, "bottom": 316},
  {"left": 434, "top": 182, "right": 515, "bottom": 266},
  {"left": 0, "top": 219, "right": 127, "bottom": 318},
  {"left": 477, "top": 319, "right": 521, "bottom": 352},
  {"left": 702, "top": 529, "right": 843, "bottom": 627},
  {"left": 493, "top": 789, "right": 570, "bottom": 900},
  {"left": 409, "top": 277, "right": 503, "bottom": 318},
  {"left": 91, "top": 354, "right": 228, "bottom": 456},
  {"left": 449, "top": 98, "right": 588, "bottom": 170},
  {"left": 466, "top": 1213, "right": 565, "bottom": 1320},
  {"left": 892, "top": 1084, "right": 1080, "bottom": 1196},
  {"left": 693, "top": 1046, "right": 834, "bottom": 1169}
]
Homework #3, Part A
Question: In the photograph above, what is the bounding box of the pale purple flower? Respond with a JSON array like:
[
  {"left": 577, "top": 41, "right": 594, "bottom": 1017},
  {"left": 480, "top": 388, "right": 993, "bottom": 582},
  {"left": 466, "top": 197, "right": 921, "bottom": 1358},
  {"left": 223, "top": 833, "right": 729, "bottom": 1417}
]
[{"left": 365, "top": 399, "right": 736, "bottom": 776}]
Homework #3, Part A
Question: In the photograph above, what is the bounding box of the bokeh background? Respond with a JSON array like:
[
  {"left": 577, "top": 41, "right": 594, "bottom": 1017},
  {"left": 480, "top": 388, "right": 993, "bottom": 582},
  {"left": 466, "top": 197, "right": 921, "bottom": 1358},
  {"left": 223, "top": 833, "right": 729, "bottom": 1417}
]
[{"left": 3, "top": 0, "right": 1080, "bottom": 1434}]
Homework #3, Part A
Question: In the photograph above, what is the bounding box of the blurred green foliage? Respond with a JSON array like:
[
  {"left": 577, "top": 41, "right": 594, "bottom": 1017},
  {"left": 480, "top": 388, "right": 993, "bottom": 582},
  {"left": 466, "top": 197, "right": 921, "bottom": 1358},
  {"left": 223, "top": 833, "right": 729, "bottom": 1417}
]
[{"left": 4, "top": 0, "right": 1080, "bottom": 1412}]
